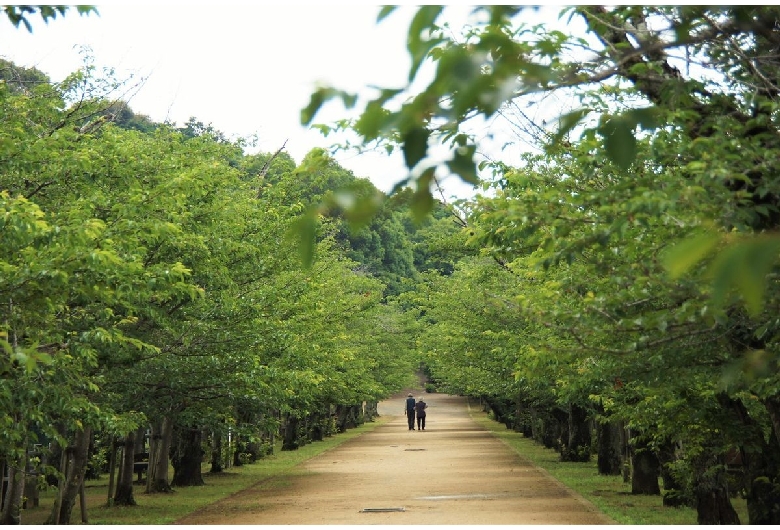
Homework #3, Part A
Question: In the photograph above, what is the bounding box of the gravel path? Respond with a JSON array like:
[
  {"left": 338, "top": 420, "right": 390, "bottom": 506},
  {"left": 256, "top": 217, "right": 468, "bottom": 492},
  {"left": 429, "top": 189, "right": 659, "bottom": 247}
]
[{"left": 175, "top": 391, "right": 614, "bottom": 525}]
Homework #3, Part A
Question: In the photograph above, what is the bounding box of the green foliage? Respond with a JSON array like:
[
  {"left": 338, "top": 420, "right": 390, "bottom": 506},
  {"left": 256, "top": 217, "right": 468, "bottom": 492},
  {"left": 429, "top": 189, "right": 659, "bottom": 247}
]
[
  {"left": 2, "top": 5, "right": 96, "bottom": 32},
  {"left": 666, "top": 232, "right": 780, "bottom": 317},
  {"left": 7, "top": 4, "right": 780, "bottom": 523},
  {"left": 0, "top": 58, "right": 50, "bottom": 91},
  {"left": 303, "top": 6, "right": 780, "bottom": 320},
  {"left": 325, "top": 7, "right": 780, "bottom": 522},
  {"left": 1, "top": 55, "right": 421, "bottom": 520},
  {"left": 107, "top": 103, "right": 158, "bottom": 133}
]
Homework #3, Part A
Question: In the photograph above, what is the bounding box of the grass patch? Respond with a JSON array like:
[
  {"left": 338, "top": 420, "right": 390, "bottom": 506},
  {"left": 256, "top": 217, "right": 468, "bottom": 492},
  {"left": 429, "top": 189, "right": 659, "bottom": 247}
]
[
  {"left": 469, "top": 408, "right": 749, "bottom": 525},
  {"left": 20, "top": 416, "right": 390, "bottom": 525}
]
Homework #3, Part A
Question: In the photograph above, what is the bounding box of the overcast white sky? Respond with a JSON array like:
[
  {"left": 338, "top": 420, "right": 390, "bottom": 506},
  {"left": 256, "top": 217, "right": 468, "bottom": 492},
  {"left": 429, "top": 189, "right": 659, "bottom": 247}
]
[{"left": 0, "top": 3, "right": 562, "bottom": 198}]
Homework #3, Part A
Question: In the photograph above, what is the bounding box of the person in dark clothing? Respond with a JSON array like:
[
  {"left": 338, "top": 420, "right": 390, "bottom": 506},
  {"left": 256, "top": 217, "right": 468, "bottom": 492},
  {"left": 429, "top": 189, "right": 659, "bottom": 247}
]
[
  {"left": 415, "top": 397, "right": 428, "bottom": 430},
  {"left": 405, "top": 393, "right": 416, "bottom": 430}
]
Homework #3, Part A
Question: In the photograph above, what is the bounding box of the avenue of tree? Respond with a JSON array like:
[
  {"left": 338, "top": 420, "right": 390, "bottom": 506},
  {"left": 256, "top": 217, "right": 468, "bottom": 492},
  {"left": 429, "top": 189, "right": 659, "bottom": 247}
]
[
  {"left": 0, "top": 34, "right": 453, "bottom": 522},
  {"left": 2, "top": 5, "right": 780, "bottom": 526}
]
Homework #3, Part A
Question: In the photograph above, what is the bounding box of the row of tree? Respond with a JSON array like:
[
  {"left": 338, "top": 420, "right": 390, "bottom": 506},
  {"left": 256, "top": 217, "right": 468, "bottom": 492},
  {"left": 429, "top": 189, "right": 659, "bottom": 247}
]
[
  {"left": 4, "top": 5, "right": 780, "bottom": 526},
  {"left": 0, "top": 53, "right": 465, "bottom": 523},
  {"left": 348, "top": 6, "right": 779, "bottom": 525}
]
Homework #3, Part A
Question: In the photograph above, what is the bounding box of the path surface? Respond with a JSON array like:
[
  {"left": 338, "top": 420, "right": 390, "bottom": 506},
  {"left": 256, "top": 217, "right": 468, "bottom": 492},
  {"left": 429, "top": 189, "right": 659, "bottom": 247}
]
[{"left": 176, "top": 392, "right": 614, "bottom": 525}]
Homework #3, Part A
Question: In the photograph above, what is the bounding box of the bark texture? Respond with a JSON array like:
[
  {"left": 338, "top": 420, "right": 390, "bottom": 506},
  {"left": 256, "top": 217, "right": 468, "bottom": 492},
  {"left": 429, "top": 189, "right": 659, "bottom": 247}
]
[
  {"left": 597, "top": 419, "right": 624, "bottom": 476},
  {"left": 0, "top": 456, "right": 25, "bottom": 525},
  {"left": 46, "top": 427, "right": 91, "bottom": 525},
  {"left": 561, "top": 403, "right": 591, "bottom": 462},
  {"left": 113, "top": 432, "right": 136, "bottom": 506},
  {"left": 630, "top": 435, "right": 660, "bottom": 495},
  {"left": 147, "top": 417, "right": 173, "bottom": 493},
  {"left": 171, "top": 427, "right": 205, "bottom": 487}
]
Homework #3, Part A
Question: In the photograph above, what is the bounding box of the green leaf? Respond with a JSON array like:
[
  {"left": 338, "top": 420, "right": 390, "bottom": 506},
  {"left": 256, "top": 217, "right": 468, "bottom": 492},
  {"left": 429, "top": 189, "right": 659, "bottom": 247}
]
[
  {"left": 329, "top": 189, "right": 383, "bottom": 231},
  {"left": 707, "top": 235, "right": 780, "bottom": 316},
  {"left": 301, "top": 87, "right": 357, "bottom": 126},
  {"left": 446, "top": 144, "right": 479, "bottom": 185},
  {"left": 301, "top": 88, "right": 328, "bottom": 126},
  {"left": 600, "top": 117, "right": 636, "bottom": 170},
  {"left": 287, "top": 211, "right": 318, "bottom": 268},
  {"left": 354, "top": 100, "right": 391, "bottom": 140},
  {"left": 402, "top": 126, "right": 430, "bottom": 169},
  {"left": 388, "top": 177, "right": 411, "bottom": 197},
  {"left": 662, "top": 231, "right": 720, "bottom": 279},
  {"left": 707, "top": 242, "right": 747, "bottom": 314},
  {"left": 377, "top": 5, "right": 396, "bottom": 22},
  {"left": 410, "top": 168, "right": 436, "bottom": 223},
  {"left": 551, "top": 108, "right": 590, "bottom": 146},
  {"left": 626, "top": 106, "right": 660, "bottom": 130},
  {"left": 76, "top": 6, "right": 98, "bottom": 16},
  {"left": 407, "top": 6, "right": 444, "bottom": 81}
]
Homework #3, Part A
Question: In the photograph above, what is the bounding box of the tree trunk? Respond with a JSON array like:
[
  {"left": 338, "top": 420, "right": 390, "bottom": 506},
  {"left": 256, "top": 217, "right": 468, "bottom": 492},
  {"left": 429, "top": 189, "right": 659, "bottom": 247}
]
[
  {"left": 210, "top": 431, "right": 223, "bottom": 473},
  {"left": 597, "top": 419, "right": 623, "bottom": 475},
  {"left": 0, "top": 459, "right": 6, "bottom": 513},
  {"left": 309, "top": 410, "right": 323, "bottom": 442},
  {"left": 349, "top": 404, "right": 363, "bottom": 428},
  {"left": 113, "top": 432, "right": 136, "bottom": 506},
  {"left": 147, "top": 417, "right": 173, "bottom": 493},
  {"left": 719, "top": 393, "right": 780, "bottom": 524},
  {"left": 514, "top": 398, "right": 533, "bottom": 437},
  {"left": 47, "top": 426, "right": 92, "bottom": 525},
  {"left": 24, "top": 473, "right": 39, "bottom": 509},
  {"left": 335, "top": 404, "right": 361, "bottom": 432},
  {"left": 78, "top": 479, "right": 87, "bottom": 523},
  {"left": 630, "top": 434, "right": 660, "bottom": 495},
  {"left": 365, "top": 401, "right": 378, "bottom": 421},
  {"left": 657, "top": 439, "right": 690, "bottom": 507},
  {"left": 50, "top": 439, "right": 67, "bottom": 524},
  {"left": 270, "top": 411, "right": 278, "bottom": 450},
  {"left": 245, "top": 439, "right": 261, "bottom": 463},
  {"left": 106, "top": 438, "right": 117, "bottom": 506},
  {"left": 232, "top": 433, "right": 245, "bottom": 467},
  {"left": 695, "top": 486, "right": 741, "bottom": 525},
  {"left": 134, "top": 426, "right": 147, "bottom": 454},
  {"left": 171, "top": 427, "right": 205, "bottom": 487},
  {"left": 0, "top": 454, "right": 25, "bottom": 525},
  {"left": 0, "top": 414, "right": 27, "bottom": 525},
  {"left": 552, "top": 407, "right": 568, "bottom": 454},
  {"left": 336, "top": 404, "right": 349, "bottom": 433},
  {"left": 529, "top": 406, "right": 544, "bottom": 444},
  {"left": 764, "top": 395, "right": 780, "bottom": 450},
  {"left": 282, "top": 413, "right": 300, "bottom": 451},
  {"left": 692, "top": 451, "right": 740, "bottom": 524},
  {"left": 485, "top": 398, "right": 515, "bottom": 429},
  {"left": 561, "top": 403, "right": 591, "bottom": 462}
]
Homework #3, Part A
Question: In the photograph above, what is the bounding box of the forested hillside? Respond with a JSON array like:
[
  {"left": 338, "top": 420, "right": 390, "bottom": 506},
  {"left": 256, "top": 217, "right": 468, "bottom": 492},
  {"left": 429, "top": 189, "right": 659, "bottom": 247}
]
[{"left": 3, "top": 5, "right": 780, "bottom": 526}]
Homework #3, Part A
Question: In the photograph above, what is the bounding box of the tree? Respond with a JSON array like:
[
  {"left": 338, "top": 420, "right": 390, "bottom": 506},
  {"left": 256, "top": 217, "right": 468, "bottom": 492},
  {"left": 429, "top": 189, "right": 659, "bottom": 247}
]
[
  {"left": 0, "top": 58, "right": 49, "bottom": 92},
  {"left": 304, "top": 6, "right": 780, "bottom": 523},
  {"left": 0, "top": 56, "right": 204, "bottom": 521},
  {"left": 303, "top": 6, "right": 780, "bottom": 315},
  {"left": 0, "top": 7, "right": 428, "bottom": 521}
]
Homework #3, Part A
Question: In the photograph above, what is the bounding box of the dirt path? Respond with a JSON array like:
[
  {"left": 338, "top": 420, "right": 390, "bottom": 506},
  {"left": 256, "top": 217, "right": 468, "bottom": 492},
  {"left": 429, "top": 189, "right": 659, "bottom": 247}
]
[{"left": 175, "top": 392, "right": 614, "bottom": 525}]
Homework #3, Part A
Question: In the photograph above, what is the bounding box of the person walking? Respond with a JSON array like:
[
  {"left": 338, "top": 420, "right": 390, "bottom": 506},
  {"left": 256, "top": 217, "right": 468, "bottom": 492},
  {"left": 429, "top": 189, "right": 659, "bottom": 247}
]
[
  {"left": 415, "top": 397, "right": 428, "bottom": 431},
  {"left": 405, "top": 393, "right": 416, "bottom": 430}
]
